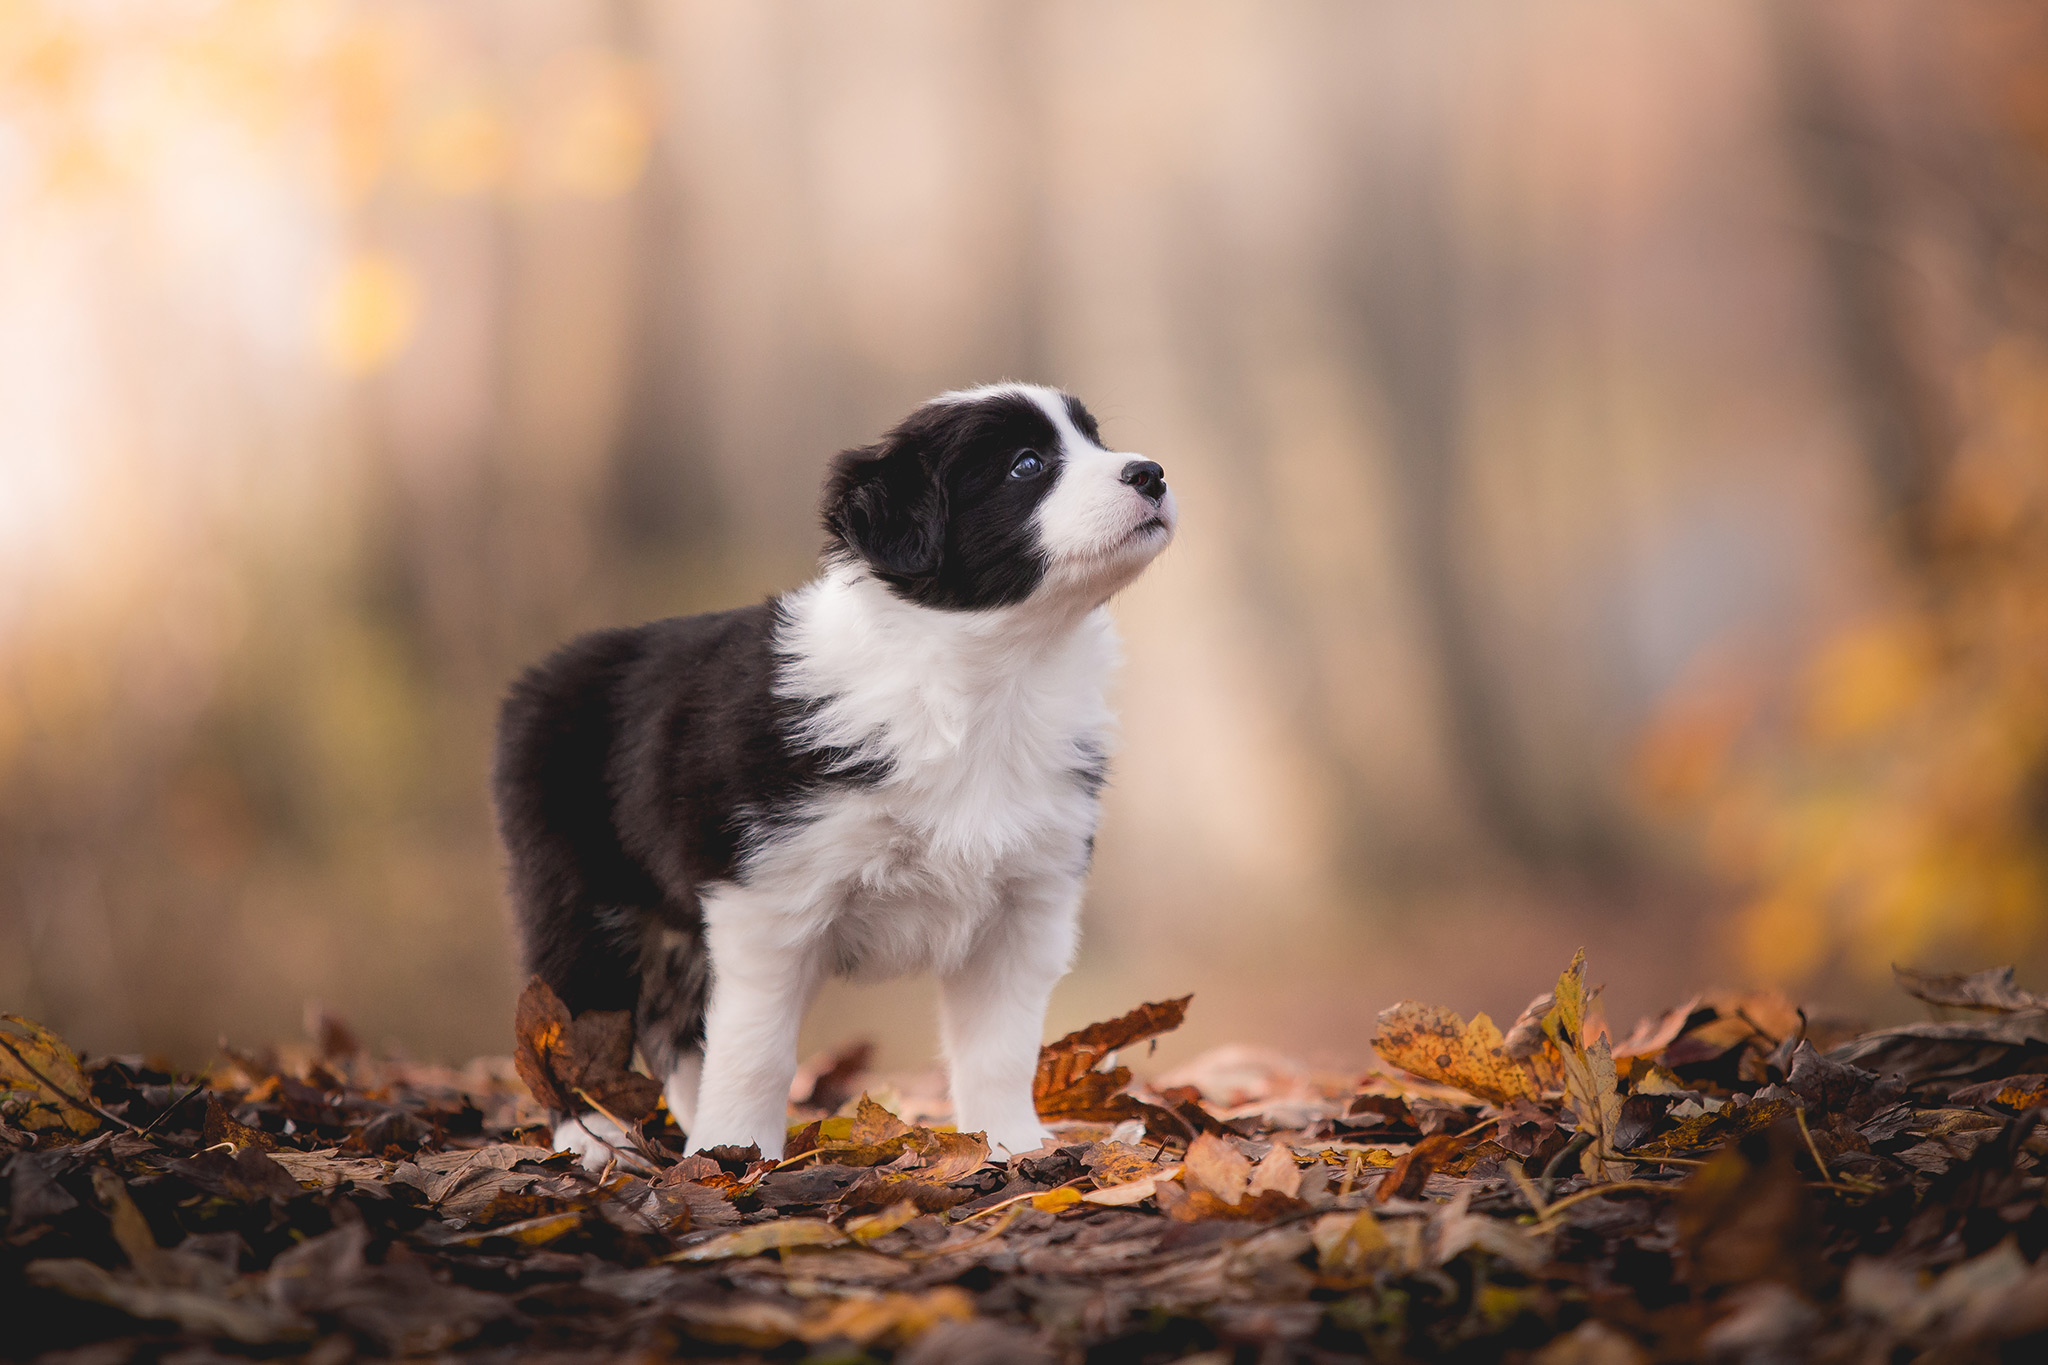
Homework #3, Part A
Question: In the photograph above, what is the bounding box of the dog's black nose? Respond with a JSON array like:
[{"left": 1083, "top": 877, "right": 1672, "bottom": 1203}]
[{"left": 1120, "top": 460, "right": 1166, "bottom": 503}]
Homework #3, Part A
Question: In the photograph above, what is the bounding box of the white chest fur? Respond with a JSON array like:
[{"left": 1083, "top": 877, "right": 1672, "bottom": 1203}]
[{"left": 713, "top": 566, "right": 1116, "bottom": 980}]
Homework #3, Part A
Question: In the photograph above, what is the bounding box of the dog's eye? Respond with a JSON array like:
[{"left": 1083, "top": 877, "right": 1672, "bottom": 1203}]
[{"left": 1009, "top": 451, "right": 1045, "bottom": 479}]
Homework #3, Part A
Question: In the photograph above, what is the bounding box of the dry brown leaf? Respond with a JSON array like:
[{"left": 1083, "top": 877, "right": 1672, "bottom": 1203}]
[
  {"left": 802, "top": 1287, "right": 975, "bottom": 1347},
  {"left": 202, "top": 1098, "right": 282, "bottom": 1153},
  {"left": 511, "top": 977, "right": 661, "bottom": 1122},
  {"left": 1181, "top": 1132, "right": 1251, "bottom": 1204},
  {"left": 1313, "top": 1208, "right": 1392, "bottom": 1279},
  {"left": 906, "top": 1128, "right": 989, "bottom": 1182},
  {"left": 850, "top": 1093, "right": 913, "bottom": 1145},
  {"left": 1166, "top": 1186, "right": 1307, "bottom": 1222},
  {"left": 668, "top": 1218, "right": 848, "bottom": 1261},
  {"left": 1373, "top": 1001, "right": 1540, "bottom": 1107},
  {"left": 1082, "top": 1167, "right": 1181, "bottom": 1207},
  {"left": 1378, "top": 1133, "right": 1467, "bottom": 1202},
  {"left": 814, "top": 1096, "right": 988, "bottom": 1178},
  {"left": 1632, "top": 1098, "right": 1796, "bottom": 1159},
  {"left": 1080, "top": 1140, "right": 1161, "bottom": 1187},
  {"left": 836, "top": 1170, "right": 971, "bottom": 1215},
  {"left": 1893, "top": 965, "right": 2048, "bottom": 1014},
  {"left": 1248, "top": 1144, "right": 1303, "bottom": 1198},
  {"left": 1033, "top": 996, "right": 1191, "bottom": 1120},
  {"left": 1949, "top": 1074, "right": 2048, "bottom": 1110}
]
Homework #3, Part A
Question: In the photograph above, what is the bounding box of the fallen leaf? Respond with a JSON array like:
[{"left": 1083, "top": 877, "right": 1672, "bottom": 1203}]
[
  {"left": 836, "top": 1169, "right": 972, "bottom": 1215},
  {"left": 1031, "top": 1186, "right": 1083, "bottom": 1212},
  {"left": 801, "top": 1287, "right": 975, "bottom": 1347},
  {"left": 1543, "top": 950, "right": 1628, "bottom": 1181},
  {"left": 1312, "top": 1207, "right": 1392, "bottom": 1279},
  {"left": 0, "top": 1014, "right": 101, "bottom": 1137},
  {"left": 1248, "top": 1144, "right": 1302, "bottom": 1198},
  {"left": 1083, "top": 1167, "right": 1181, "bottom": 1206},
  {"left": 1079, "top": 1140, "right": 1162, "bottom": 1187},
  {"left": 1949, "top": 1074, "right": 2048, "bottom": 1110},
  {"left": 850, "top": 1093, "right": 913, "bottom": 1145},
  {"left": 809, "top": 1096, "right": 989, "bottom": 1178},
  {"left": 439, "top": 1209, "right": 584, "bottom": 1247},
  {"left": 1166, "top": 1186, "right": 1306, "bottom": 1222},
  {"left": 844, "top": 1199, "right": 923, "bottom": 1242},
  {"left": 1378, "top": 1133, "right": 1466, "bottom": 1202},
  {"left": 1633, "top": 1098, "right": 1796, "bottom": 1160},
  {"left": 1373, "top": 1001, "right": 1539, "bottom": 1106},
  {"left": 1611, "top": 997, "right": 1705, "bottom": 1061},
  {"left": 1034, "top": 996, "right": 1191, "bottom": 1120},
  {"left": 1429, "top": 1187, "right": 1549, "bottom": 1271},
  {"left": 1182, "top": 1132, "right": 1251, "bottom": 1205},
  {"left": 1893, "top": 965, "right": 2048, "bottom": 1014},
  {"left": 668, "top": 1219, "right": 849, "bottom": 1261},
  {"left": 202, "top": 1098, "right": 281, "bottom": 1152},
  {"left": 28, "top": 1259, "right": 311, "bottom": 1343},
  {"left": 511, "top": 977, "right": 661, "bottom": 1122},
  {"left": 1824, "top": 1012, "right": 2048, "bottom": 1084}
]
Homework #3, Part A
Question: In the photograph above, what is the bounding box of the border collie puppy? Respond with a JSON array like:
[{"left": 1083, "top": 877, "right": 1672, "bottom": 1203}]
[{"left": 492, "top": 384, "right": 1174, "bottom": 1166}]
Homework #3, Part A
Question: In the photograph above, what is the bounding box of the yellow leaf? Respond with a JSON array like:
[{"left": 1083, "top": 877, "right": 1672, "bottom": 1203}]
[
  {"left": 666, "top": 1219, "right": 847, "bottom": 1262},
  {"left": 1031, "top": 1186, "right": 1083, "bottom": 1213},
  {"left": 1373, "top": 1002, "right": 1540, "bottom": 1106},
  {"left": 1541, "top": 951, "right": 1627, "bottom": 1181},
  {"left": 444, "top": 1210, "right": 584, "bottom": 1248},
  {"left": 0, "top": 1013, "right": 99, "bottom": 1136},
  {"left": 844, "top": 1199, "right": 922, "bottom": 1243},
  {"left": 800, "top": 1287, "right": 974, "bottom": 1347}
]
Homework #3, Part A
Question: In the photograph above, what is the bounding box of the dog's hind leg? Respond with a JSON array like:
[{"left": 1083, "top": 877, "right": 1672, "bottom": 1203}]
[{"left": 636, "top": 912, "right": 711, "bottom": 1139}]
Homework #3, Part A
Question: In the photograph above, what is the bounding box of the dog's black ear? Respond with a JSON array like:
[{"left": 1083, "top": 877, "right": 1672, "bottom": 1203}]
[{"left": 823, "top": 443, "right": 946, "bottom": 581}]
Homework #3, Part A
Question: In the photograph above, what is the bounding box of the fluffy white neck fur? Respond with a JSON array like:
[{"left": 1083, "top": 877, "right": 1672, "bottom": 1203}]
[{"left": 775, "top": 563, "right": 1120, "bottom": 772}]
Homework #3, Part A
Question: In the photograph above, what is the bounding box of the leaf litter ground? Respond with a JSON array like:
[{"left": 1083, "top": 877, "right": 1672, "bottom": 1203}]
[{"left": 12, "top": 954, "right": 2048, "bottom": 1362}]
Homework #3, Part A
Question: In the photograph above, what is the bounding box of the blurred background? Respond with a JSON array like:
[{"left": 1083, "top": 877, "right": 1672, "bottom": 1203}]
[{"left": 4, "top": 0, "right": 2047, "bottom": 1075}]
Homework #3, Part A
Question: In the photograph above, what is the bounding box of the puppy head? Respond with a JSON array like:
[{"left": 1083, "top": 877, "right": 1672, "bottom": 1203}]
[{"left": 822, "top": 384, "right": 1176, "bottom": 611}]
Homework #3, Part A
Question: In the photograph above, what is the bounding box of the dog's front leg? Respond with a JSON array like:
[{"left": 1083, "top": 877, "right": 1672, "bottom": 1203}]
[
  {"left": 688, "top": 894, "right": 822, "bottom": 1159},
  {"left": 939, "top": 879, "right": 1081, "bottom": 1160}
]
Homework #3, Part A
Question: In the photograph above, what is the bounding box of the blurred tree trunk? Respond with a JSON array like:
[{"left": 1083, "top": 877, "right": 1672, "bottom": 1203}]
[
  {"left": 1345, "top": 136, "right": 1547, "bottom": 864},
  {"left": 1768, "top": 0, "right": 1950, "bottom": 561}
]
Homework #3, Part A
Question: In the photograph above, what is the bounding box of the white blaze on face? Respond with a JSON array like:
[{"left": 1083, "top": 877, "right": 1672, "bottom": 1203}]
[{"left": 1022, "top": 388, "right": 1177, "bottom": 588}]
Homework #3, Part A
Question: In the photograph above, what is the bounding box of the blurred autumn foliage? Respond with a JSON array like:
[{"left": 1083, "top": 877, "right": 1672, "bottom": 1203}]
[{"left": 1639, "top": 7, "right": 2048, "bottom": 986}]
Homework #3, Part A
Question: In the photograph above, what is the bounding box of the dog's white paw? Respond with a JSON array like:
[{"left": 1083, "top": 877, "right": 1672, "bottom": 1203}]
[
  {"left": 987, "top": 1126, "right": 1056, "bottom": 1163},
  {"left": 551, "top": 1113, "right": 644, "bottom": 1174}
]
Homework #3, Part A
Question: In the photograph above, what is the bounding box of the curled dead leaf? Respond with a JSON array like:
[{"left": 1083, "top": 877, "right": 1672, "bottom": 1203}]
[
  {"left": 1033, "top": 996, "right": 1191, "bottom": 1121},
  {"left": 1893, "top": 965, "right": 2048, "bottom": 1014},
  {"left": 511, "top": 977, "right": 660, "bottom": 1122}
]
